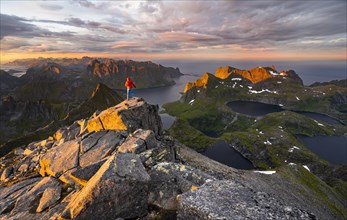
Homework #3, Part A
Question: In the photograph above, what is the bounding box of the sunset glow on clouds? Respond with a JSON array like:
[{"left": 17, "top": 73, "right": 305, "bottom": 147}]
[{"left": 0, "top": 0, "right": 346, "bottom": 63}]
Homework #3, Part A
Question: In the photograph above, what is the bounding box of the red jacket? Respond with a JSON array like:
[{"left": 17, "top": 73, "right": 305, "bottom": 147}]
[{"left": 125, "top": 78, "right": 136, "bottom": 89}]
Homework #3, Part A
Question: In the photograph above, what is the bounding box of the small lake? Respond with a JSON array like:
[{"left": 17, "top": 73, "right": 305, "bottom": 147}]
[
  {"left": 297, "top": 135, "right": 347, "bottom": 165},
  {"left": 201, "top": 140, "right": 255, "bottom": 170},
  {"left": 227, "top": 101, "right": 284, "bottom": 117},
  {"left": 294, "top": 111, "right": 343, "bottom": 125},
  {"left": 228, "top": 101, "right": 343, "bottom": 125}
]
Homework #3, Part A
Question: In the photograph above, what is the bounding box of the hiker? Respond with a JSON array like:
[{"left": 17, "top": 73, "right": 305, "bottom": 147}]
[{"left": 125, "top": 77, "right": 136, "bottom": 100}]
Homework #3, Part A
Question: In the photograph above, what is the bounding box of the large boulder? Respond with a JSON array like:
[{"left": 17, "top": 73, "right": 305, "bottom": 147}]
[
  {"left": 79, "top": 131, "right": 108, "bottom": 154},
  {"left": 178, "top": 180, "right": 315, "bottom": 219},
  {"left": 39, "top": 140, "right": 80, "bottom": 178},
  {"left": 79, "top": 131, "right": 124, "bottom": 167},
  {"left": 117, "top": 136, "right": 146, "bottom": 154},
  {"left": 61, "top": 152, "right": 150, "bottom": 219},
  {"left": 69, "top": 159, "right": 107, "bottom": 186},
  {"left": 0, "top": 178, "right": 41, "bottom": 214},
  {"left": 86, "top": 97, "right": 162, "bottom": 137},
  {"left": 11, "top": 177, "right": 61, "bottom": 215},
  {"left": 36, "top": 181, "right": 62, "bottom": 213},
  {"left": 148, "top": 162, "right": 215, "bottom": 211}
]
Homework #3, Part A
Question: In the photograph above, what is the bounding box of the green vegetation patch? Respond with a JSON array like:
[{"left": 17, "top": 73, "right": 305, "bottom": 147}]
[
  {"left": 167, "top": 118, "right": 217, "bottom": 151},
  {"left": 278, "top": 166, "right": 347, "bottom": 218}
]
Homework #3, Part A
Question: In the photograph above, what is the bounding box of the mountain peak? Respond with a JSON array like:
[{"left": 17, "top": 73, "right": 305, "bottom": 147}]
[
  {"left": 184, "top": 72, "right": 215, "bottom": 93},
  {"left": 214, "top": 65, "right": 282, "bottom": 84},
  {"left": 215, "top": 65, "right": 234, "bottom": 79}
]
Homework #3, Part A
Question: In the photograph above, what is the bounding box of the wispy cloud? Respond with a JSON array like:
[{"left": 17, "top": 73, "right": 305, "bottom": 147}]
[
  {"left": 39, "top": 3, "right": 64, "bottom": 11},
  {"left": 0, "top": 0, "right": 346, "bottom": 61}
]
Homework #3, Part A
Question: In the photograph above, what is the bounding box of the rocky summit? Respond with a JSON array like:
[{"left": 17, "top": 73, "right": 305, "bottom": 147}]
[{"left": 0, "top": 98, "right": 345, "bottom": 219}]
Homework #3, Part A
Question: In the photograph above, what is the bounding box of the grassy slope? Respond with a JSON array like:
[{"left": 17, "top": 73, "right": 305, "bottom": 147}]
[{"left": 277, "top": 166, "right": 347, "bottom": 219}]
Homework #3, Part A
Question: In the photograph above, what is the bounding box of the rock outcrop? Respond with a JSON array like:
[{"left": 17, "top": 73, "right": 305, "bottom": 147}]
[
  {"left": 184, "top": 72, "right": 214, "bottom": 93},
  {"left": 0, "top": 98, "right": 345, "bottom": 219},
  {"left": 178, "top": 180, "right": 314, "bottom": 219},
  {"left": 86, "top": 97, "right": 162, "bottom": 136},
  {"left": 61, "top": 153, "right": 150, "bottom": 219},
  {"left": 215, "top": 65, "right": 277, "bottom": 83}
]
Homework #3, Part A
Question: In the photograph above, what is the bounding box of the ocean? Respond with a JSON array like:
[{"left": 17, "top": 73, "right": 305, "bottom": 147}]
[{"left": 155, "top": 59, "right": 347, "bottom": 85}]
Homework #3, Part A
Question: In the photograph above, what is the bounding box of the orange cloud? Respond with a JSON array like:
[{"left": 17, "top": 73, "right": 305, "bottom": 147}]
[{"left": 1, "top": 50, "right": 345, "bottom": 65}]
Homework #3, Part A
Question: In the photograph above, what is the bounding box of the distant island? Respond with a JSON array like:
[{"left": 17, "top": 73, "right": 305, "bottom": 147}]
[{"left": 3, "top": 57, "right": 182, "bottom": 89}]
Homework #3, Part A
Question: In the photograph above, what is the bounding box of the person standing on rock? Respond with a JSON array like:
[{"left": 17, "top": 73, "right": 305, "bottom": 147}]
[{"left": 125, "top": 77, "right": 136, "bottom": 100}]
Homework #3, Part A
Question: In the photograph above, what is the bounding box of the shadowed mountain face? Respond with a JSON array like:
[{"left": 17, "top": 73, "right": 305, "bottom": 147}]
[{"left": 0, "top": 83, "right": 123, "bottom": 153}]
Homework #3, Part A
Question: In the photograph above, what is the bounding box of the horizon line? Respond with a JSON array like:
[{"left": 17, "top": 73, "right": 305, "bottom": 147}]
[{"left": 1, "top": 52, "right": 346, "bottom": 65}]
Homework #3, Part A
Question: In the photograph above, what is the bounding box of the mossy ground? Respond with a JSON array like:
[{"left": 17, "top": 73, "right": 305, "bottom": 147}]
[{"left": 278, "top": 166, "right": 347, "bottom": 219}]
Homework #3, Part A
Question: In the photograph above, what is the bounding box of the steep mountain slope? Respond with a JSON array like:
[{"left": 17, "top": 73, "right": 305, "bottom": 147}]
[{"left": 63, "top": 83, "right": 124, "bottom": 124}]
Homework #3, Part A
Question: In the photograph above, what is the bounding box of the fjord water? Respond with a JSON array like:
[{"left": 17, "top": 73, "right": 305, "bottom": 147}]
[
  {"left": 135, "top": 74, "right": 199, "bottom": 129},
  {"left": 297, "top": 135, "right": 347, "bottom": 165},
  {"left": 228, "top": 101, "right": 343, "bottom": 125},
  {"left": 201, "top": 140, "right": 255, "bottom": 170}
]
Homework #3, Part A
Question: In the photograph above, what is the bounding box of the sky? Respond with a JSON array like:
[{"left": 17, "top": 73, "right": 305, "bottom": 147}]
[{"left": 0, "top": 0, "right": 346, "bottom": 64}]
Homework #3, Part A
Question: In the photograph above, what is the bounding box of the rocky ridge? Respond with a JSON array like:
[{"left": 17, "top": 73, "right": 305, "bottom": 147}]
[
  {"left": 2, "top": 98, "right": 344, "bottom": 219},
  {"left": 0, "top": 83, "right": 123, "bottom": 157},
  {"left": 184, "top": 65, "right": 303, "bottom": 93}
]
